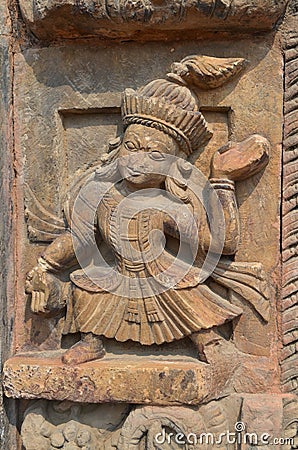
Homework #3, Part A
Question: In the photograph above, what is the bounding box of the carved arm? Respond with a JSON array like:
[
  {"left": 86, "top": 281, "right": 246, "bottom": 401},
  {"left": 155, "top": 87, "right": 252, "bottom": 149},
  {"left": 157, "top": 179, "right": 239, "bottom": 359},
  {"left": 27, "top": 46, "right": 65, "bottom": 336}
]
[
  {"left": 163, "top": 175, "right": 240, "bottom": 257},
  {"left": 39, "top": 230, "right": 78, "bottom": 272},
  {"left": 205, "top": 178, "right": 240, "bottom": 256},
  {"left": 26, "top": 212, "right": 102, "bottom": 313},
  {"left": 206, "top": 134, "right": 270, "bottom": 255}
]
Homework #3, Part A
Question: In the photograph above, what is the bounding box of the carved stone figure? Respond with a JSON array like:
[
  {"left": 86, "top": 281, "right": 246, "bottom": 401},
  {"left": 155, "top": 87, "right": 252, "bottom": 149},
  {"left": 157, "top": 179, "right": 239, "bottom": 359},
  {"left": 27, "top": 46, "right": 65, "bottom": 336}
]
[
  {"left": 21, "top": 400, "right": 130, "bottom": 450},
  {"left": 21, "top": 398, "right": 240, "bottom": 450},
  {"left": 25, "top": 55, "right": 270, "bottom": 366}
]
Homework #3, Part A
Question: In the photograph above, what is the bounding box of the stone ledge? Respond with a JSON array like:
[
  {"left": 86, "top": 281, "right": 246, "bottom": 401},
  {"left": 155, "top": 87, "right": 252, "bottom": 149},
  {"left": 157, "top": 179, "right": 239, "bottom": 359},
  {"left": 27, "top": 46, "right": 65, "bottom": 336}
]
[
  {"left": 3, "top": 351, "right": 213, "bottom": 406},
  {"left": 3, "top": 350, "right": 280, "bottom": 405},
  {"left": 18, "top": 0, "right": 288, "bottom": 41}
]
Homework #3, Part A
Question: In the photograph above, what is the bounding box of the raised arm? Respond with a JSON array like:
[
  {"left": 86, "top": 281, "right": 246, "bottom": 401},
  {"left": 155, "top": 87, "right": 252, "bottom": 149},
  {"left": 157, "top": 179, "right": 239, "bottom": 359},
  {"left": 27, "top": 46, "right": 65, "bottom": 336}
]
[
  {"left": 164, "top": 134, "right": 269, "bottom": 259},
  {"left": 206, "top": 134, "right": 270, "bottom": 254},
  {"left": 203, "top": 177, "right": 240, "bottom": 255},
  {"left": 38, "top": 230, "right": 77, "bottom": 271}
]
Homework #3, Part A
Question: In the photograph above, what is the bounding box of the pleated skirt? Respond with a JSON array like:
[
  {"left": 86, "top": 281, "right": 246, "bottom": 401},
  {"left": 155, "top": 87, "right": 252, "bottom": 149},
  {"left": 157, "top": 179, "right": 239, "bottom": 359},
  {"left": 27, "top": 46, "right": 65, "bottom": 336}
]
[{"left": 64, "top": 282, "right": 242, "bottom": 345}]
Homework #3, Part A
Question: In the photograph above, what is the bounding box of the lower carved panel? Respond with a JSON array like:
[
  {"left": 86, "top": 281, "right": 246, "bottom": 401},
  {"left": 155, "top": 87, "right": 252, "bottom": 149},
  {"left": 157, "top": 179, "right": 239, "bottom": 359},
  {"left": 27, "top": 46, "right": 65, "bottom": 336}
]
[
  {"left": 21, "top": 395, "right": 295, "bottom": 450},
  {"left": 21, "top": 401, "right": 130, "bottom": 450}
]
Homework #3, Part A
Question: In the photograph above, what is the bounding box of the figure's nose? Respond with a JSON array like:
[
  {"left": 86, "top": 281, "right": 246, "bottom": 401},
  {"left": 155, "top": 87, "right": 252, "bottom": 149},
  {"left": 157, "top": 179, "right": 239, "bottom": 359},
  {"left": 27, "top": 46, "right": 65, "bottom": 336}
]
[{"left": 129, "top": 152, "right": 146, "bottom": 167}]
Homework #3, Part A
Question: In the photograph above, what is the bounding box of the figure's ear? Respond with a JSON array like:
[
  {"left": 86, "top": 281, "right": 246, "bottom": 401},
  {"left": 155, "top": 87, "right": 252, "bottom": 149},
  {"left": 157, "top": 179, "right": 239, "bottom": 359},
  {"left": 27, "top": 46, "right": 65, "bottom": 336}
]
[
  {"left": 100, "top": 136, "right": 122, "bottom": 165},
  {"left": 168, "top": 55, "right": 246, "bottom": 90}
]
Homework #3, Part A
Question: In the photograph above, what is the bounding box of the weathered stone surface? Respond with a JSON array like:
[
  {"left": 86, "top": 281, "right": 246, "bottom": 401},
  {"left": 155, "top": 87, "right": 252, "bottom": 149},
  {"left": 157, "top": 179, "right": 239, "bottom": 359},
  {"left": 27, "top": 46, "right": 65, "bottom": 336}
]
[
  {"left": 21, "top": 400, "right": 130, "bottom": 450},
  {"left": 18, "top": 0, "right": 288, "bottom": 40},
  {"left": 20, "top": 396, "right": 243, "bottom": 449},
  {"left": 3, "top": 349, "right": 279, "bottom": 405},
  {"left": 0, "top": 0, "right": 11, "bottom": 36},
  {"left": 6, "top": 47, "right": 281, "bottom": 427},
  {"left": 0, "top": 29, "right": 18, "bottom": 450},
  {"left": 241, "top": 395, "right": 284, "bottom": 449},
  {"left": 20, "top": 394, "right": 295, "bottom": 449},
  {"left": 115, "top": 401, "right": 241, "bottom": 449},
  {"left": 3, "top": 352, "right": 231, "bottom": 405},
  {"left": 5, "top": 37, "right": 284, "bottom": 450}
]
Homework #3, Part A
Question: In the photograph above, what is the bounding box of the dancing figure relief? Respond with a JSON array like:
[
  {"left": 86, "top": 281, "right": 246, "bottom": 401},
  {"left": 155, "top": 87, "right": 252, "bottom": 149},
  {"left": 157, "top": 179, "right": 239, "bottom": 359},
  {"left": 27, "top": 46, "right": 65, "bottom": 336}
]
[{"left": 25, "top": 55, "right": 271, "bottom": 366}]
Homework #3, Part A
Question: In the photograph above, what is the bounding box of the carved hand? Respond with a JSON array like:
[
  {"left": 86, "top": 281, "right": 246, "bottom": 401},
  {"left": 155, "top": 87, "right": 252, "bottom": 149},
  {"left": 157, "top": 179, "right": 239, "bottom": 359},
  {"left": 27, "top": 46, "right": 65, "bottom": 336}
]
[
  {"left": 210, "top": 134, "right": 270, "bottom": 181},
  {"left": 25, "top": 265, "right": 51, "bottom": 314}
]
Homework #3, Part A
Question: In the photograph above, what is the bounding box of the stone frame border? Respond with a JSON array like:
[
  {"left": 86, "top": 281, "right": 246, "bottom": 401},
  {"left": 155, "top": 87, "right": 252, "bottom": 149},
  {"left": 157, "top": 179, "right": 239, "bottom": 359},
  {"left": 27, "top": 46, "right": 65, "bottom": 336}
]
[{"left": 281, "top": 14, "right": 298, "bottom": 395}]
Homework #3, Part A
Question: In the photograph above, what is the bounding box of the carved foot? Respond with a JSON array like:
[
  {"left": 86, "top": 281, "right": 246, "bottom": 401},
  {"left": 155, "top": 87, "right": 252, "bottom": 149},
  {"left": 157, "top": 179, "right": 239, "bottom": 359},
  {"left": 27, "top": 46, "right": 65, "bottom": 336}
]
[
  {"left": 190, "top": 328, "right": 239, "bottom": 367},
  {"left": 62, "top": 333, "right": 105, "bottom": 365},
  {"left": 190, "top": 328, "right": 241, "bottom": 399}
]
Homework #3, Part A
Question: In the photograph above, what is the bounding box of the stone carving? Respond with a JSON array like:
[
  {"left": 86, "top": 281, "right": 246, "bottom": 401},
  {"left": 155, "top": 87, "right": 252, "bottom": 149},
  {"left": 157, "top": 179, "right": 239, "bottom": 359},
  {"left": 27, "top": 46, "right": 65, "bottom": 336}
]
[
  {"left": 283, "top": 397, "right": 298, "bottom": 449},
  {"left": 23, "top": 395, "right": 293, "bottom": 450},
  {"left": 25, "top": 184, "right": 66, "bottom": 242},
  {"left": 21, "top": 400, "right": 130, "bottom": 450},
  {"left": 21, "top": 397, "right": 242, "bottom": 449},
  {"left": 0, "top": 0, "right": 294, "bottom": 445},
  {"left": 117, "top": 401, "right": 237, "bottom": 449},
  {"left": 107, "top": 0, "right": 155, "bottom": 22},
  {"left": 167, "top": 55, "right": 246, "bottom": 90},
  {"left": 18, "top": 0, "right": 288, "bottom": 40},
  {"left": 282, "top": 30, "right": 298, "bottom": 395},
  {"left": 24, "top": 54, "right": 271, "bottom": 372}
]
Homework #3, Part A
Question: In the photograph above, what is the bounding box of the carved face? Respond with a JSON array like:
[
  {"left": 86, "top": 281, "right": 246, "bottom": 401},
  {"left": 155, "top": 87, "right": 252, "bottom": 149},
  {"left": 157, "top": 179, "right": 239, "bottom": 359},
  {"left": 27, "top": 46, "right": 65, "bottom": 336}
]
[
  {"left": 118, "top": 124, "right": 180, "bottom": 188},
  {"left": 62, "top": 422, "right": 77, "bottom": 442}
]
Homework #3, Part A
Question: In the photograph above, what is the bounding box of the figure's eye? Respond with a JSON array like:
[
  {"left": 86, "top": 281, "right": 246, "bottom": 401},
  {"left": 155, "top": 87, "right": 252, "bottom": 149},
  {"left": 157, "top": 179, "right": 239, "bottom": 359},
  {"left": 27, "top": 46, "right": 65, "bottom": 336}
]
[
  {"left": 149, "top": 151, "right": 165, "bottom": 161},
  {"left": 124, "top": 141, "right": 138, "bottom": 151}
]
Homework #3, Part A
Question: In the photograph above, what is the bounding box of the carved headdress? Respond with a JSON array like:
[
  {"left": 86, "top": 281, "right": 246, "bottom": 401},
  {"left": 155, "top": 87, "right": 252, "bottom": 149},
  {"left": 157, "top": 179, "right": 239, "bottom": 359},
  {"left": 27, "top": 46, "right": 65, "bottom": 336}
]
[{"left": 121, "top": 55, "right": 245, "bottom": 155}]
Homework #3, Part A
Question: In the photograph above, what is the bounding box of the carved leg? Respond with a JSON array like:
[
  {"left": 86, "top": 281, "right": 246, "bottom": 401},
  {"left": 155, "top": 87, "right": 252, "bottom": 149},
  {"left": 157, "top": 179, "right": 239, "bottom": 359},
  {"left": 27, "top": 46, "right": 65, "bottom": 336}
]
[
  {"left": 62, "top": 332, "right": 105, "bottom": 365},
  {"left": 190, "top": 328, "right": 239, "bottom": 367}
]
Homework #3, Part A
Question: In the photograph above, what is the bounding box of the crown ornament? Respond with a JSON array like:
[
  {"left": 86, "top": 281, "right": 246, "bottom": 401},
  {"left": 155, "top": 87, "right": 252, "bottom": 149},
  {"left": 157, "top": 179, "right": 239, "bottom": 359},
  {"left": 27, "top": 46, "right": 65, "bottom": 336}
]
[{"left": 121, "top": 55, "right": 246, "bottom": 155}]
